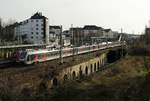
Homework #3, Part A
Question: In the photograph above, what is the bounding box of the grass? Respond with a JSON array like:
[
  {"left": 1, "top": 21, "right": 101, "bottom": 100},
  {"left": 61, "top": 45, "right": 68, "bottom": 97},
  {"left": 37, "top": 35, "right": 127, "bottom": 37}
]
[{"left": 49, "top": 55, "right": 150, "bottom": 101}]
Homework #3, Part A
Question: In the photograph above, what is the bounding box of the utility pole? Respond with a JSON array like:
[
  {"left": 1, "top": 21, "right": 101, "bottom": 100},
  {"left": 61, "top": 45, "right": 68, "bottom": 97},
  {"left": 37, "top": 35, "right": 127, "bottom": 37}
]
[
  {"left": 120, "top": 28, "right": 124, "bottom": 57},
  {"left": 121, "top": 28, "right": 123, "bottom": 33},
  {"left": 59, "top": 25, "right": 63, "bottom": 64},
  {"left": 71, "top": 24, "right": 75, "bottom": 60},
  {"left": 106, "top": 33, "right": 108, "bottom": 48}
]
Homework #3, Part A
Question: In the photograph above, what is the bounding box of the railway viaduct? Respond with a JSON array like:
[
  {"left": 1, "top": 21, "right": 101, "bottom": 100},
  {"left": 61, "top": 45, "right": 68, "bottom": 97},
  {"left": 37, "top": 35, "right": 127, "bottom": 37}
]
[
  {"left": 0, "top": 42, "right": 127, "bottom": 90},
  {"left": 47, "top": 45, "right": 127, "bottom": 88}
]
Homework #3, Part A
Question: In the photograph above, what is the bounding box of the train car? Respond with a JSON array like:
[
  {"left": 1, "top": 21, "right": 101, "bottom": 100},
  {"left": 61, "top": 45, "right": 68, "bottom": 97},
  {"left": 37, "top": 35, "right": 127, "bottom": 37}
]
[
  {"left": 62, "top": 48, "right": 73, "bottom": 57},
  {"left": 16, "top": 49, "right": 58, "bottom": 64},
  {"left": 15, "top": 50, "right": 28, "bottom": 62},
  {"left": 17, "top": 48, "right": 74, "bottom": 64},
  {"left": 77, "top": 45, "right": 90, "bottom": 54},
  {"left": 16, "top": 41, "right": 123, "bottom": 65}
]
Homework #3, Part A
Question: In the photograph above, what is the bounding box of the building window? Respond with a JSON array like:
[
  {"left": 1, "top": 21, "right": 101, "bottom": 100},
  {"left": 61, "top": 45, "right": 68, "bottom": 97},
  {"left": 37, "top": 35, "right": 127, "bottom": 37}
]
[
  {"left": 36, "top": 24, "right": 38, "bottom": 26},
  {"left": 31, "top": 32, "right": 33, "bottom": 34},
  {"left": 36, "top": 20, "right": 39, "bottom": 22},
  {"left": 36, "top": 37, "right": 38, "bottom": 39},
  {"left": 31, "top": 20, "right": 33, "bottom": 22},
  {"left": 31, "top": 36, "right": 33, "bottom": 39},
  {"left": 36, "top": 32, "right": 39, "bottom": 35},
  {"left": 36, "top": 28, "right": 39, "bottom": 30}
]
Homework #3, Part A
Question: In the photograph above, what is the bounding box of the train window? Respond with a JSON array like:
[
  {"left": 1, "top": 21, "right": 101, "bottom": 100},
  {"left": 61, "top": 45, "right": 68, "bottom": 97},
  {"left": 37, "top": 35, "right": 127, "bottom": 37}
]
[
  {"left": 20, "top": 52, "right": 27, "bottom": 59},
  {"left": 38, "top": 54, "right": 40, "bottom": 59},
  {"left": 52, "top": 52, "right": 54, "bottom": 56},
  {"left": 27, "top": 56, "right": 30, "bottom": 61},
  {"left": 47, "top": 52, "right": 50, "bottom": 57},
  {"left": 52, "top": 52, "right": 55, "bottom": 56},
  {"left": 31, "top": 55, "right": 35, "bottom": 61},
  {"left": 28, "top": 55, "right": 34, "bottom": 61},
  {"left": 40, "top": 54, "right": 44, "bottom": 59},
  {"left": 49, "top": 52, "right": 52, "bottom": 57},
  {"left": 55, "top": 51, "right": 59, "bottom": 56},
  {"left": 38, "top": 54, "right": 42, "bottom": 59},
  {"left": 54, "top": 52, "right": 57, "bottom": 56}
]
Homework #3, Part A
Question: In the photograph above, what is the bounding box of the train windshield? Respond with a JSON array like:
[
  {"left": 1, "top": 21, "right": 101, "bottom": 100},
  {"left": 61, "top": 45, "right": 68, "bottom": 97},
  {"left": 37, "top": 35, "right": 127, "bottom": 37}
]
[{"left": 20, "top": 51, "right": 27, "bottom": 59}]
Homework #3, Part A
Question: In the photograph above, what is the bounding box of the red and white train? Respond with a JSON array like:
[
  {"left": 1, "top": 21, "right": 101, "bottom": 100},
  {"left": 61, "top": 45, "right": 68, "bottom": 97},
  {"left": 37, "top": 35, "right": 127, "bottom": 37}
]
[{"left": 15, "top": 42, "right": 122, "bottom": 65}]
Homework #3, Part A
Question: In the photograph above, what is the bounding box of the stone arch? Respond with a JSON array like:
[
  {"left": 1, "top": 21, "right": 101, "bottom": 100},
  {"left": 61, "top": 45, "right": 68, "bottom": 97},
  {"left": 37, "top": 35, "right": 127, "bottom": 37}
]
[
  {"left": 85, "top": 66, "right": 88, "bottom": 75},
  {"left": 102, "top": 58, "right": 104, "bottom": 66},
  {"left": 63, "top": 74, "right": 68, "bottom": 82},
  {"left": 107, "top": 50, "right": 117, "bottom": 63},
  {"left": 97, "top": 61, "right": 100, "bottom": 71},
  {"left": 79, "top": 66, "right": 83, "bottom": 79},
  {"left": 53, "top": 77, "right": 58, "bottom": 86},
  {"left": 104, "top": 57, "right": 107, "bottom": 65},
  {"left": 72, "top": 71, "right": 76, "bottom": 80},
  {"left": 101, "top": 58, "right": 103, "bottom": 66},
  {"left": 94, "top": 63, "right": 97, "bottom": 72},
  {"left": 90, "top": 64, "right": 93, "bottom": 73}
]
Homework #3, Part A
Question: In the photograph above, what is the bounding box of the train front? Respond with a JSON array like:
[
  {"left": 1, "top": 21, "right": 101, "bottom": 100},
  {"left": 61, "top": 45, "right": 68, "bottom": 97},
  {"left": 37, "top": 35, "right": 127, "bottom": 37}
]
[{"left": 15, "top": 50, "right": 27, "bottom": 63}]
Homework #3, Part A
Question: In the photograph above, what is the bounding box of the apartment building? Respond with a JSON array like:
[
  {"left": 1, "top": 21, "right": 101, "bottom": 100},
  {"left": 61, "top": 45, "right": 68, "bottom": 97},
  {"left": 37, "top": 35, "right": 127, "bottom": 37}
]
[{"left": 15, "top": 12, "right": 49, "bottom": 44}]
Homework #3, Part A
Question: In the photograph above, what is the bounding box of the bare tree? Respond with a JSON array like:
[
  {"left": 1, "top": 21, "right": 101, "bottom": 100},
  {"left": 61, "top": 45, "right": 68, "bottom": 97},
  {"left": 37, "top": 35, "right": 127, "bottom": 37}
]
[
  {"left": 2, "top": 19, "right": 17, "bottom": 42},
  {"left": 0, "top": 18, "right": 3, "bottom": 37}
]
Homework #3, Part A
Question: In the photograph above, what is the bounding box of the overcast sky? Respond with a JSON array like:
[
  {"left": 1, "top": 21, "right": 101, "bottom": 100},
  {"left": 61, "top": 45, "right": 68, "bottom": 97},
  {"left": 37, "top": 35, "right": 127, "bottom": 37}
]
[{"left": 0, "top": 0, "right": 150, "bottom": 34}]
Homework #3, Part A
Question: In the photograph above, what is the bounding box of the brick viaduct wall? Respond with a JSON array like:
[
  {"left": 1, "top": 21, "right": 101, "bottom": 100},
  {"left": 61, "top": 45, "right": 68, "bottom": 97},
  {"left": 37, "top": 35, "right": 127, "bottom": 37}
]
[
  {"left": 50, "top": 53, "right": 107, "bottom": 87},
  {"left": 48, "top": 47, "right": 127, "bottom": 87}
]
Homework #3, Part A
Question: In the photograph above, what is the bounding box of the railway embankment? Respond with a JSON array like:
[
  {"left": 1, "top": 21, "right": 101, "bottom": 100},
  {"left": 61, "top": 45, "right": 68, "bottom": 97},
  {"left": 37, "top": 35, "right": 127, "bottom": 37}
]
[
  {"left": 0, "top": 54, "right": 148, "bottom": 101},
  {"left": 0, "top": 47, "right": 126, "bottom": 101},
  {"left": 48, "top": 55, "right": 150, "bottom": 101},
  {"left": 0, "top": 49, "right": 108, "bottom": 95},
  {"left": 46, "top": 44, "right": 150, "bottom": 101}
]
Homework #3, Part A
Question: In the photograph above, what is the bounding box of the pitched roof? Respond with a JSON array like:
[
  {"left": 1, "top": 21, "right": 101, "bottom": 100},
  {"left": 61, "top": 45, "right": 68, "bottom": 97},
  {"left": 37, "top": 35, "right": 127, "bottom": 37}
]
[
  {"left": 30, "top": 12, "right": 46, "bottom": 19},
  {"left": 70, "top": 27, "right": 83, "bottom": 31},
  {"left": 83, "top": 25, "right": 102, "bottom": 30},
  {"left": 103, "top": 29, "right": 112, "bottom": 32}
]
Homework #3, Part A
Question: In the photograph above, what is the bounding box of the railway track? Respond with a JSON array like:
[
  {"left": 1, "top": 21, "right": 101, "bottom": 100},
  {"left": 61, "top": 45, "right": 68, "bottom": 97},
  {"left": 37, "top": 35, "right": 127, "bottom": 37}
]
[{"left": 0, "top": 60, "right": 22, "bottom": 68}]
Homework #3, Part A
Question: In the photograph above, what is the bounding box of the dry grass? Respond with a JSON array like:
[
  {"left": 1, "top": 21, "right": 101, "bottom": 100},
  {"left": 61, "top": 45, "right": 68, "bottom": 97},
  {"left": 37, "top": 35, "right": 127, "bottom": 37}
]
[{"left": 51, "top": 55, "right": 150, "bottom": 101}]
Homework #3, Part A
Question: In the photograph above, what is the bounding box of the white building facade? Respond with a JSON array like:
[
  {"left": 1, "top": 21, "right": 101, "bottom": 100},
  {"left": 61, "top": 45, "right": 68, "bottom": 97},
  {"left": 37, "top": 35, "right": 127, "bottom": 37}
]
[
  {"left": 49, "top": 26, "right": 71, "bottom": 46},
  {"left": 15, "top": 12, "right": 49, "bottom": 44}
]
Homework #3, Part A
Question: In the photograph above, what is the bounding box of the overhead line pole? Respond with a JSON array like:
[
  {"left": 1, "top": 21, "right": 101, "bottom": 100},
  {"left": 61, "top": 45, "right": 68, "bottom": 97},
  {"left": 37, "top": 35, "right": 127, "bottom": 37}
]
[
  {"left": 121, "top": 28, "right": 124, "bottom": 57},
  {"left": 71, "top": 24, "right": 75, "bottom": 61},
  {"left": 59, "top": 25, "right": 63, "bottom": 64}
]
